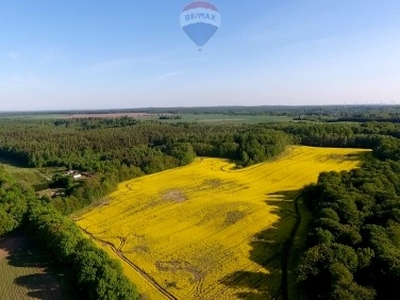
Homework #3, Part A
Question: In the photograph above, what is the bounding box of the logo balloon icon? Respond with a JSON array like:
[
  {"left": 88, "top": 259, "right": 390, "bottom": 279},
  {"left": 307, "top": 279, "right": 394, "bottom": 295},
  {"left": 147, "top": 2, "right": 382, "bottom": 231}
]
[{"left": 180, "top": 1, "right": 221, "bottom": 49}]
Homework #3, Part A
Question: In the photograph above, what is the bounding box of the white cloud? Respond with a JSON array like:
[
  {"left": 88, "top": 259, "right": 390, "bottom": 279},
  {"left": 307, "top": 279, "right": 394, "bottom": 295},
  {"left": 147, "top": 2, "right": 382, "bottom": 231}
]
[{"left": 155, "top": 70, "right": 184, "bottom": 81}]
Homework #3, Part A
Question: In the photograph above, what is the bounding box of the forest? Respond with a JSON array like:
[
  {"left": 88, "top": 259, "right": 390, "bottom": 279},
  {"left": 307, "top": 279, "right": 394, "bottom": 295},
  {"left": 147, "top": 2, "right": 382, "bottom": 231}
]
[{"left": 1, "top": 107, "right": 400, "bottom": 299}]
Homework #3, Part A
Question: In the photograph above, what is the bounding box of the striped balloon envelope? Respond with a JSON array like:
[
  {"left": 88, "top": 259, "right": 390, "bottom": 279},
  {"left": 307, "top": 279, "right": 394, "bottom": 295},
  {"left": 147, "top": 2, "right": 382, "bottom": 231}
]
[{"left": 180, "top": 1, "right": 221, "bottom": 49}]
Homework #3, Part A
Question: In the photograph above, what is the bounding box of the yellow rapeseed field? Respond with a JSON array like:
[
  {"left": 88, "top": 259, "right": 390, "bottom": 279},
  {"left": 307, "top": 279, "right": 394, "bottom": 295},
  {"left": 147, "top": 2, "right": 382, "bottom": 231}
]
[{"left": 76, "top": 146, "right": 369, "bottom": 299}]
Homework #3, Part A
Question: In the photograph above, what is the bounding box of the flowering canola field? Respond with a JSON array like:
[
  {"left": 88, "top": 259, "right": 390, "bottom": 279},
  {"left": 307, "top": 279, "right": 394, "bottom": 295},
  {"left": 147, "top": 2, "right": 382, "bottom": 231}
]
[{"left": 76, "top": 146, "right": 368, "bottom": 299}]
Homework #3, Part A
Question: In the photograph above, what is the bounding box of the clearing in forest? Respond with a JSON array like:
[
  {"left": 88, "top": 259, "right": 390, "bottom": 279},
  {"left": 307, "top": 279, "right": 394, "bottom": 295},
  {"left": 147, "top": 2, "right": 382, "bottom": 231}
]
[{"left": 76, "top": 146, "right": 369, "bottom": 299}]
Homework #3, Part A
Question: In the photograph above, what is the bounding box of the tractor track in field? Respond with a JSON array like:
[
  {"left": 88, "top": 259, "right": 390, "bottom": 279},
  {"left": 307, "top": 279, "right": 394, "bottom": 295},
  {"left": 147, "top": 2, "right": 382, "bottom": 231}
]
[{"left": 79, "top": 227, "right": 177, "bottom": 300}]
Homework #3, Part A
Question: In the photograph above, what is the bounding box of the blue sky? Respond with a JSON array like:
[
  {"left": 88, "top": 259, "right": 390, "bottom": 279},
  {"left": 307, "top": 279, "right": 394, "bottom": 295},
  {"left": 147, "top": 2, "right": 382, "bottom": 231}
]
[{"left": 1, "top": 0, "right": 400, "bottom": 111}]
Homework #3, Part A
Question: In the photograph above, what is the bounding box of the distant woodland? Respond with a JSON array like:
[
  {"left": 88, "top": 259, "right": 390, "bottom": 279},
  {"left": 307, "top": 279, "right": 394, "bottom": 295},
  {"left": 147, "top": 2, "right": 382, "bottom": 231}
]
[{"left": 1, "top": 106, "right": 400, "bottom": 299}]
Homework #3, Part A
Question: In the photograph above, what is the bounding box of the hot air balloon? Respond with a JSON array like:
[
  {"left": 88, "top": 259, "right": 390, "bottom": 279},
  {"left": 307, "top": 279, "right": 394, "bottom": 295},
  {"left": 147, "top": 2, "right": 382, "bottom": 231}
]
[{"left": 180, "top": 1, "right": 221, "bottom": 49}]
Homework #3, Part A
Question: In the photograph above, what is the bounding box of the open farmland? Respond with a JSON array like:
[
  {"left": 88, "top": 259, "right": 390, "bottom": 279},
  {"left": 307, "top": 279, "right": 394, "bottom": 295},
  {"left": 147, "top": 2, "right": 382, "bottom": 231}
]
[
  {"left": 76, "top": 146, "right": 369, "bottom": 299},
  {"left": 0, "top": 233, "right": 75, "bottom": 300}
]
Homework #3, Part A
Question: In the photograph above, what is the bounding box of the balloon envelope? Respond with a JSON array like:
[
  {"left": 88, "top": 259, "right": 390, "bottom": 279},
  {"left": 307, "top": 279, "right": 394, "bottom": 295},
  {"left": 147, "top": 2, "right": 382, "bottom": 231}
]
[{"left": 180, "top": 1, "right": 221, "bottom": 48}]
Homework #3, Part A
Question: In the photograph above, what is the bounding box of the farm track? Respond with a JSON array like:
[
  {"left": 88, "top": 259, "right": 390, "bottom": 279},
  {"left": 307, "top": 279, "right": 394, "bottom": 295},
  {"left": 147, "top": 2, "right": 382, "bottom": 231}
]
[
  {"left": 79, "top": 227, "right": 177, "bottom": 300},
  {"left": 280, "top": 197, "right": 301, "bottom": 300}
]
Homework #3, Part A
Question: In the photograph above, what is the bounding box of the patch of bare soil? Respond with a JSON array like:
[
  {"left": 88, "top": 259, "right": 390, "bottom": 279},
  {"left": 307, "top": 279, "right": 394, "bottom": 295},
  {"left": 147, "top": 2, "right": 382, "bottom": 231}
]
[
  {"left": 162, "top": 190, "right": 188, "bottom": 203},
  {"left": 224, "top": 210, "right": 246, "bottom": 226},
  {"left": 203, "top": 179, "right": 224, "bottom": 188},
  {"left": 131, "top": 245, "right": 150, "bottom": 254},
  {"left": 155, "top": 261, "right": 204, "bottom": 283}
]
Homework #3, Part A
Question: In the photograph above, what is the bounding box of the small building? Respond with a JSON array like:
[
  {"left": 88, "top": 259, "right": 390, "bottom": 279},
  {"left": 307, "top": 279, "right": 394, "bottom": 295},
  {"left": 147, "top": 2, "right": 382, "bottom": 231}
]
[{"left": 67, "top": 170, "right": 82, "bottom": 179}]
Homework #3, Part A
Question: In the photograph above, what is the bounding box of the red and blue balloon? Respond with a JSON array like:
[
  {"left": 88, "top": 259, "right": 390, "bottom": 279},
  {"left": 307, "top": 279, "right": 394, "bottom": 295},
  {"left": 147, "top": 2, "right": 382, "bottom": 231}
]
[{"left": 180, "top": 1, "right": 221, "bottom": 49}]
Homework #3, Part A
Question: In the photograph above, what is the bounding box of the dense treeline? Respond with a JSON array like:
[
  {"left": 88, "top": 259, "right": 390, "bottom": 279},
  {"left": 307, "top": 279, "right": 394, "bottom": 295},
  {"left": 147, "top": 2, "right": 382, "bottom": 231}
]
[
  {"left": 0, "top": 119, "right": 292, "bottom": 171},
  {"left": 297, "top": 138, "right": 400, "bottom": 299},
  {"left": 4, "top": 118, "right": 400, "bottom": 174},
  {"left": 0, "top": 168, "right": 139, "bottom": 299},
  {"left": 0, "top": 168, "right": 30, "bottom": 235},
  {"left": 272, "top": 122, "right": 397, "bottom": 147}
]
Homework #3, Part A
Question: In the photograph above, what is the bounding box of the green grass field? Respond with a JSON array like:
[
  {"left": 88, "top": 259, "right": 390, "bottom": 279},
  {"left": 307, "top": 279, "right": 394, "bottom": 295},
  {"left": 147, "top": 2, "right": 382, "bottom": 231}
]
[
  {"left": 0, "top": 157, "right": 48, "bottom": 182},
  {"left": 0, "top": 156, "right": 65, "bottom": 193}
]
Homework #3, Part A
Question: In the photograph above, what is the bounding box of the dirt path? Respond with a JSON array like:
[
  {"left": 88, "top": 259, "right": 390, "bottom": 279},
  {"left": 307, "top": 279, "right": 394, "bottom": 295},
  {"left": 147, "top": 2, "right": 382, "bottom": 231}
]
[{"left": 79, "top": 227, "right": 177, "bottom": 300}]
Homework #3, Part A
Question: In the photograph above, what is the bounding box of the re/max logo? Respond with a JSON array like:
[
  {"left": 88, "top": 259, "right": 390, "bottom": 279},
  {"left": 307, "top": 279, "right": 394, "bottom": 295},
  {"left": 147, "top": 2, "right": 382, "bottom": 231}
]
[{"left": 185, "top": 12, "right": 217, "bottom": 22}]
